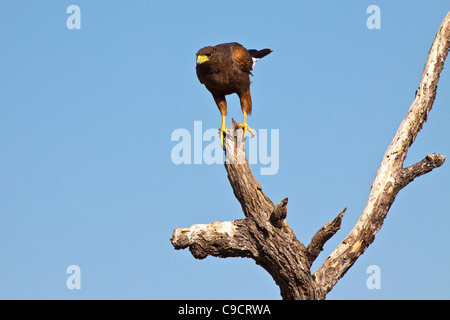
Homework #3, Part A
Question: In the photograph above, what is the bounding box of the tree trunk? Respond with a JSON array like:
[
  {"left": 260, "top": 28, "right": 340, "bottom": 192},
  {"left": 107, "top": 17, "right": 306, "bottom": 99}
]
[{"left": 171, "top": 12, "right": 450, "bottom": 300}]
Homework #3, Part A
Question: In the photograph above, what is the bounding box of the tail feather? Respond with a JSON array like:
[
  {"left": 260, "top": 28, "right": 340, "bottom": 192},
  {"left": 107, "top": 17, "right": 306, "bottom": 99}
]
[
  {"left": 248, "top": 48, "right": 272, "bottom": 68},
  {"left": 248, "top": 48, "right": 273, "bottom": 59}
]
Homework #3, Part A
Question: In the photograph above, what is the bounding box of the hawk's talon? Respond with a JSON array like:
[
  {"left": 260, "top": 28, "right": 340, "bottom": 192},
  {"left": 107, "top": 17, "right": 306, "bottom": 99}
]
[
  {"left": 237, "top": 122, "right": 255, "bottom": 138},
  {"left": 218, "top": 126, "right": 229, "bottom": 147}
]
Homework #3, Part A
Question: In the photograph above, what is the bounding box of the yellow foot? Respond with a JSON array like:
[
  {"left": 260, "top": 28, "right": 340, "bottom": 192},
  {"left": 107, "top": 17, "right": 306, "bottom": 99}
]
[
  {"left": 237, "top": 122, "right": 255, "bottom": 138},
  {"left": 218, "top": 126, "right": 229, "bottom": 147}
]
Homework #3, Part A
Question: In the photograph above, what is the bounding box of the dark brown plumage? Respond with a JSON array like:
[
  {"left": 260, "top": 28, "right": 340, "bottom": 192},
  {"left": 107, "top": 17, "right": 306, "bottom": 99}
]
[{"left": 196, "top": 42, "right": 272, "bottom": 145}]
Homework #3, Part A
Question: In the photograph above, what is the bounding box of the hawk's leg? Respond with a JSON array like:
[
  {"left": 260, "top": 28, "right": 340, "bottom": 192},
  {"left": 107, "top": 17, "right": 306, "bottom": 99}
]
[
  {"left": 237, "top": 90, "right": 255, "bottom": 138},
  {"left": 219, "top": 114, "right": 229, "bottom": 147},
  {"left": 213, "top": 95, "right": 229, "bottom": 147},
  {"left": 237, "top": 112, "right": 255, "bottom": 138}
]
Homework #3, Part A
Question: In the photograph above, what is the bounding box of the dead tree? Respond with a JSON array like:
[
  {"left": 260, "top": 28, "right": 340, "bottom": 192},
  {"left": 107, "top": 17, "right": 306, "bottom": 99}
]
[{"left": 171, "top": 12, "right": 450, "bottom": 300}]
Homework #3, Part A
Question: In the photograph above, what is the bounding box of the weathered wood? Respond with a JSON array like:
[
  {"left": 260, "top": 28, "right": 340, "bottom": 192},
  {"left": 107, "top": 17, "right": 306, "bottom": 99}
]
[
  {"left": 170, "top": 12, "right": 450, "bottom": 300},
  {"left": 270, "top": 198, "right": 289, "bottom": 228},
  {"left": 306, "top": 208, "right": 346, "bottom": 267},
  {"left": 224, "top": 121, "right": 274, "bottom": 220},
  {"left": 172, "top": 121, "right": 319, "bottom": 299},
  {"left": 313, "top": 12, "right": 450, "bottom": 296}
]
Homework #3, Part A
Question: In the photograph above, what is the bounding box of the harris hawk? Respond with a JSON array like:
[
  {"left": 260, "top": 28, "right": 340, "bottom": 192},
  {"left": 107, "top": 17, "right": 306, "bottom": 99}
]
[{"left": 196, "top": 42, "right": 272, "bottom": 145}]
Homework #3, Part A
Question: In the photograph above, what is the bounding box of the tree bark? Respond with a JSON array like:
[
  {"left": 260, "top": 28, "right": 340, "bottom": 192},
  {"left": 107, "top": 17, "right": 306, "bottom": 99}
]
[{"left": 171, "top": 12, "right": 450, "bottom": 300}]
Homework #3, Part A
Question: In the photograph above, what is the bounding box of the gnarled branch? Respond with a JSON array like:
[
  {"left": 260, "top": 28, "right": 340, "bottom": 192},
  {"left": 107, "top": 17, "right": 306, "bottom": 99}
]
[
  {"left": 306, "top": 207, "right": 346, "bottom": 267},
  {"left": 171, "top": 12, "right": 450, "bottom": 299},
  {"left": 172, "top": 122, "right": 319, "bottom": 300},
  {"left": 171, "top": 220, "right": 257, "bottom": 259},
  {"left": 313, "top": 12, "right": 450, "bottom": 295}
]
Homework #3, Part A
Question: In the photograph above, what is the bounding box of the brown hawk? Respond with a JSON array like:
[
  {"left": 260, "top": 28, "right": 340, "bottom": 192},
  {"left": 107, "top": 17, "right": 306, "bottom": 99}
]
[{"left": 196, "top": 42, "right": 272, "bottom": 145}]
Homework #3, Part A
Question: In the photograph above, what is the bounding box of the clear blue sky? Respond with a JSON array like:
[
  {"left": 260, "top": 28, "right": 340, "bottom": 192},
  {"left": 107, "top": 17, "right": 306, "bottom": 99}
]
[{"left": 1, "top": 0, "right": 449, "bottom": 299}]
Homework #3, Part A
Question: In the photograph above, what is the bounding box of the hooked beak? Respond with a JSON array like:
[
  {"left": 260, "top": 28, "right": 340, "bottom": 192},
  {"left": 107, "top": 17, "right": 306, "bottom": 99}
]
[{"left": 196, "top": 55, "right": 210, "bottom": 64}]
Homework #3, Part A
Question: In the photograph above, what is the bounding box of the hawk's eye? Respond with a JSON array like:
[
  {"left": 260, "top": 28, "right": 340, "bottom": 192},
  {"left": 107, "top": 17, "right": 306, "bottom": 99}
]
[{"left": 206, "top": 53, "right": 212, "bottom": 57}]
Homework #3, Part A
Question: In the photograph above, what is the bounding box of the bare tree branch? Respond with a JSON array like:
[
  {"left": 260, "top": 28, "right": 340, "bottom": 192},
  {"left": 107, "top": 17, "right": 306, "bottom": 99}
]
[
  {"left": 398, "top": 153, "right": 446, "bottom": 188},
  {"left": 270, "top": 198, "right": 289, "bottom": 228},
  {"left": 172, "top": 122, "right": 319, "bottom": 299},
  {"left": 171, "top": 220, "right": 257, "bottom": 259},
  {"left": 171, "top": 12, "right": 450, "bottom": 300},
  {"left": 224, "top": 122, "right": 274, "bottom": 220},
  {"left": 306, "top": 208, "right": 346, "bottom": 267},
  {"left": 313, "top": 12, "right": 450, "bottom": 296}
]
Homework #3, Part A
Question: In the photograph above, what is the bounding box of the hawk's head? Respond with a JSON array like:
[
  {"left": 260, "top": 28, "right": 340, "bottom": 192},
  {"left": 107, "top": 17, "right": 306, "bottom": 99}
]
[{"left": 196, "top": 46, "right": 215, "bottom": 65}]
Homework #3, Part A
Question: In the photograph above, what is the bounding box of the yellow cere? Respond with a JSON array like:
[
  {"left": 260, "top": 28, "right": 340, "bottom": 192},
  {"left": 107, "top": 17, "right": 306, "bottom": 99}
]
[{"left": 196, "top": 55, "right": 210, "bottom": 64}]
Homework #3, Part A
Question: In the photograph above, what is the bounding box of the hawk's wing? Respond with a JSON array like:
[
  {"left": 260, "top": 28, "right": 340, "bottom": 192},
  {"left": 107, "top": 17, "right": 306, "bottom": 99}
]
[{"left": 232, "top": 45, "right": 254, "bottom": 76}]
